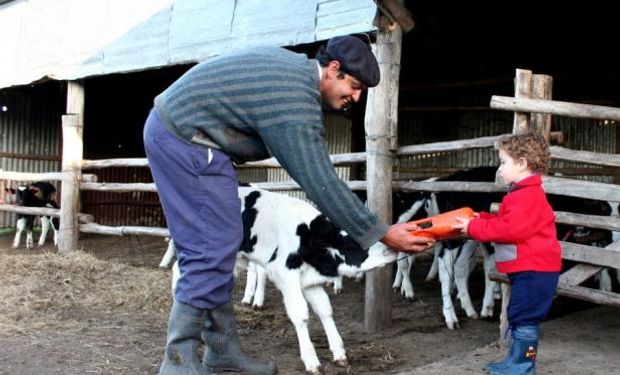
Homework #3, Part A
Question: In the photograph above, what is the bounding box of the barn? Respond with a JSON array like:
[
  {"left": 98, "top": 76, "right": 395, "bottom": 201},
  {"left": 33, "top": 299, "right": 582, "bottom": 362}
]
[{"left": 1, "top": 1, "right": 619, "bottom": 374}]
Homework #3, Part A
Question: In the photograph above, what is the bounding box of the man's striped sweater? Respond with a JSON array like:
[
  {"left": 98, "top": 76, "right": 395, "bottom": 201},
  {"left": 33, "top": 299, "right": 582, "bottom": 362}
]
[{"left": 154, "top": 47, "right": 388, "bottom": 249}]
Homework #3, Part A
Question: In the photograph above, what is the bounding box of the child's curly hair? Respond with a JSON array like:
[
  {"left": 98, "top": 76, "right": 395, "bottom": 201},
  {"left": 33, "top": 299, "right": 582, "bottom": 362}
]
[{"left": 499, "top": 132, "right": 550, "bottom": 174}]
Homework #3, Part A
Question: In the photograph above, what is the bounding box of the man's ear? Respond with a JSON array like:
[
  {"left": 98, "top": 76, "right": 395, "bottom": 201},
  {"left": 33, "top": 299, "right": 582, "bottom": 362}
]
[{"left": 326, "top": 60, "right": 341, "bottom": 77}]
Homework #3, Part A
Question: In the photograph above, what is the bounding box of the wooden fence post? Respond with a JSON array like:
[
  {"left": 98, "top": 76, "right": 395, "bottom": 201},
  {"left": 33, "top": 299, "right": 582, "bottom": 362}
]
[
  {"left": 513, "top": 69, "right": 532, "bottom": 133},
  {"left": 59, "top": 81, "right": 84, "bottom": 254},
  {"left": 364, "top": 6, "right": 404, "bottom": 332},
  {"left": 531, "top": 74, "right": 553, "bottom": 139}
]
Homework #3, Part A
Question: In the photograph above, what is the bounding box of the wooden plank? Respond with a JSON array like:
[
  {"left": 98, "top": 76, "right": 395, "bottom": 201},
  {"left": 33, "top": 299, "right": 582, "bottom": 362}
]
[
  {"left": 396, "top": 180, "right": 505, "bottom": 193},
  {"left": 0, "top": 152, "right": 61, "bottom": 161},
  {"left": 557, "top": 283, "right": 620, "bottom": 307},
  {"left": 560, "top": 241, "right": 620, "bottom": 269},
  {"left": 559, "top": 264, "right": 603, "bottom": 286},
  {"left": 80, "top": 182, "right": 157, "bottom": 193},
  {"left": 543, "top": 175, "right": 620, "bottom": 202},
  {"left": 239, "top": 132, "right": 563, "bottom": 168},
  {"left": 82, "top": 158, "right": 149, "bottom": 169},
  {"left": 0, "top": 171, "right": 97, "bottom": 182},
  {"left": 550, "top": 146, "right": 620, "bottom": 168},
  {"left": 491, "top": 95, "right": 620, "bottom": 122},
  {"left": 80, "top": 223, "right": 169, "bottom": 237},
  {"left": 0, "top": 204, "right": 93, "bottom": 223},
  {"left": 491, "top": 271, "right": 620, "bottom": 307},
  {"left": 554, "top": 211, "right": 620, "bottom": 232}
]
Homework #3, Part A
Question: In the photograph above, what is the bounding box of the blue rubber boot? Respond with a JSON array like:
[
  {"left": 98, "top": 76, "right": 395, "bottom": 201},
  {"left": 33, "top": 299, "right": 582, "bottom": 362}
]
[
  {"left": 489, "top": 325, "right": 539, "bottom": 375},
  {"left": 485, "top": 331, "right": 513, "bottom": 372}
]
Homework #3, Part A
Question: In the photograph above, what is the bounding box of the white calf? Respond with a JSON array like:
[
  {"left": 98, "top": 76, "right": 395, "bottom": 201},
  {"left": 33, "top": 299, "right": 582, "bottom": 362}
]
[{"left": 170, "top": 186, "right": 398, "bottom": 374}]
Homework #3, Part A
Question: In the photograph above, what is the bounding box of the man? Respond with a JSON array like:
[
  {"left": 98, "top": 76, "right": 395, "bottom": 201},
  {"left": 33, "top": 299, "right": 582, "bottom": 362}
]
[{"left": 144, "top": 35, "right": 433, "bottom": 375}]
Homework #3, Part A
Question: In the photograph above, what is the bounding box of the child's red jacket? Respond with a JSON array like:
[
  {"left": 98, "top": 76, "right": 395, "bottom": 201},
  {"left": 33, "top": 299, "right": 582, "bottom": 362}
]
[{"left": 467, "top": 174, "right": 562, "bottom": 274}]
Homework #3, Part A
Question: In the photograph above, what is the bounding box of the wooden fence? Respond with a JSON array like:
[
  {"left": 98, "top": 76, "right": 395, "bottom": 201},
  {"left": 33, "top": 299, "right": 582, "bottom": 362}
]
[{"left": 1, "top": 70, "right": 619, "bottom": 338}]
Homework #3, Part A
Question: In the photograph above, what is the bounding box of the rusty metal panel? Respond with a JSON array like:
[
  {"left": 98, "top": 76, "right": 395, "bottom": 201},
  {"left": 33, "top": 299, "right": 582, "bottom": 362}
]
[
  {"left": 550, "top": 117, "right": 617, "bottom": 183},
  {"left": 81, "top": 167, "right": 165, "bottom": 227},
  {"left": 397, "top": 108, "right": 512, "bottom": 180},
  {"left": 0, "top": 84, "right": 62, "bottom": 227}
]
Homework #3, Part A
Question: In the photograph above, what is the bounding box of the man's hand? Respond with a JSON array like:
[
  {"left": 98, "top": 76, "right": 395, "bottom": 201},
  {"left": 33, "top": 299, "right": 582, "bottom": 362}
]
[{"left": 381, "top": 222, "right": 435, "bottom": 253}]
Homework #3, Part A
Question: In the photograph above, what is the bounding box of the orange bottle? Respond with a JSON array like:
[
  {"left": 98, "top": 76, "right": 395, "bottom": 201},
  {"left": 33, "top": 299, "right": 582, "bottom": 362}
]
[{"left": 409, "top": 207, "right": 476, "bottom": 240}]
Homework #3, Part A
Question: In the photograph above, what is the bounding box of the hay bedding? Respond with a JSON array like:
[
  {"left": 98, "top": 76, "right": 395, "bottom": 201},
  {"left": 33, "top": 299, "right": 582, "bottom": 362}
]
[{"left": 0, "top": 234, "right": 501, "bottom": 374}]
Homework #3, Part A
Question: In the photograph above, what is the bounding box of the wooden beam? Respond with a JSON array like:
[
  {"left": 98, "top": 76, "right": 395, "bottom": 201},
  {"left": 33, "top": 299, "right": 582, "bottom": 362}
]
[
  {"left": 543, "top": 175, "right": 620, "bottom": 202},
  {"left": 550, "top": 146, "right": 620, "bottom": 168},
  {"left": 491, "top": 95, "right": 620, "bottom": 121},
  {"left": 559, "top": 264, "right": 603, "bottom": 286},
  {"left": 59, "top": 80, "right": 85, "bottom": 254},
  {"left": 80, "top": 182, "right": 157, "bottom": 193},
  {"left": 80, "top": 223, "right": 169, "bottom": 237},
  {"left": 513, "top": 69, "right": 532, "bottom": 133},
  {"left": 556, "top": 283, "right": 620, "bottom": 307},
  {"left": 560, "top": 241, "right": 620, "bottom": 269},
  {"left": 0, "top": 171, "right": 97, "bottom": 182},
  {"left": 0, "top": 152, "right": 61, "bottom": 161},
  {"left": 491, "top": 271, "right": 620, "bottom": 308},
  {"left": 0, "top": 204, "right": 93, "bottom": 223},
  {"left": 530, "top": 74, "right": 553, "bottom": 138},
  {"left": 82, "top": 158, "right": 149, "bottom": 169},
  {"left": 364, "top": 8, "right": 404, "bottom": 332},
  {"left": 395, "top": 180, "right": 505, "bottom": 194},
  {"left": 554, "top": 211, "right": 620, "bottom": 232}
]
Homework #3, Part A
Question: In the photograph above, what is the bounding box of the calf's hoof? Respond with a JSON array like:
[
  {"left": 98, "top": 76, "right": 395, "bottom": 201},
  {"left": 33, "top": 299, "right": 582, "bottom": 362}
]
[
  {"left": 306, "top": 367, "right": 323, "bottom": 375},
  {"left": 333, "top": 358, "right": 349, "bottom": 368}
]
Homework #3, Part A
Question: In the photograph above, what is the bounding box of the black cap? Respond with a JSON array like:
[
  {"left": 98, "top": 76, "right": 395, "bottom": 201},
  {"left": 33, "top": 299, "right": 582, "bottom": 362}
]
[{"left": 326, "top": 36, "right": 380, "bottom": 87}]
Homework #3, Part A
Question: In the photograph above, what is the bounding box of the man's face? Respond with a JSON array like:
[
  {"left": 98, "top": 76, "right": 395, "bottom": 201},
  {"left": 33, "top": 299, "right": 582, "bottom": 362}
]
[{"left": 320, "top": 61, "right": 366, "bottom": 111}]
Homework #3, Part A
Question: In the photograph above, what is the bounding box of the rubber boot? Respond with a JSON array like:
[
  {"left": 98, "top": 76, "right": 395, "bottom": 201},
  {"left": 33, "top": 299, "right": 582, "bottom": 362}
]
[
  {"left": 202, "top": 302, "right": 277, "bottom": 375},
  {"left": 159, "top": 300, "right": 212, "bottom": 375},
  {"left": 486, "top": 330, "right": 513, "bottom": 372},
  {"left": 489, "top": 325, "right": 539, "bottom": 375}
]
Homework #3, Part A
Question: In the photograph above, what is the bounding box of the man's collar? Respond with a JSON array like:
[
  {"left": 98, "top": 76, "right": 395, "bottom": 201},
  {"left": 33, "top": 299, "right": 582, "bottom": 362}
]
[{"left": 316, "top": 61, "right": 323, "bottom": 81}]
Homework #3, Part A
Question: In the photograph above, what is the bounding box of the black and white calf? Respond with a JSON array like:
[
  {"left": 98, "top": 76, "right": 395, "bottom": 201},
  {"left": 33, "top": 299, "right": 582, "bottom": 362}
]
[
  {"left": 170, "top": 186, "right": 398, "bottom": 374},
  {"left": 391, "top": 167, "right": 504, "bottom": 329},
  {"left": 12, "top": 182, "right": 60, "bottom": 249}
]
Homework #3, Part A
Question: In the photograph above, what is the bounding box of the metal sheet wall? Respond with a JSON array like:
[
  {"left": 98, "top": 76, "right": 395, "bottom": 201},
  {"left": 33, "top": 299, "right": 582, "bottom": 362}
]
[
  {"left": 396, "top": 108, "right": 617, "bottom": 182},
  {"left": 0, "top": 83, "right": 63, "bottom": 227},
  {"left": 81, "top": 167, "right": 165, "bottom": 227},
  {"left": 397, "top": 109, "right": 512, "bottom": 180}
]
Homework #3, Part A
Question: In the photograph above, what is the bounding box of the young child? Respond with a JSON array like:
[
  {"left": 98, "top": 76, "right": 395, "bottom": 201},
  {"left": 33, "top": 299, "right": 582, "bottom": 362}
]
[{"left": 453, "top": 132, "right": 561, "bottom": 375}]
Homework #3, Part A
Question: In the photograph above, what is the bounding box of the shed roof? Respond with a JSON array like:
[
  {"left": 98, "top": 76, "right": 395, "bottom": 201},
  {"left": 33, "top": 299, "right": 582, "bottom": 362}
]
[{"left": 0, "top": 0, "right": 376, "bottom": 89}]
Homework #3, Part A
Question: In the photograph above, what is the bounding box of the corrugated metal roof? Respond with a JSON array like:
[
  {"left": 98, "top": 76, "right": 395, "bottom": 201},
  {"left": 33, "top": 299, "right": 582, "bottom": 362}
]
[{"left": 0, "top": 0, "right": 376, "bottom": 89}]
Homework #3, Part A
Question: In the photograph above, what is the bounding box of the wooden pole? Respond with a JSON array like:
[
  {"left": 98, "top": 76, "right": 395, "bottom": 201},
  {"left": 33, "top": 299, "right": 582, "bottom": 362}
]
[
  {"left": 363, "top": 5, "right": 404, "bottom": 333},
  {"left": 513, "top": 69, "right": 532, "bottom": 133},
  {"left": 531, "top": 74, "right": 553, "bottom": 138},
  {"left": 59, "top": 81, "right": 84, "bottom": 254}
]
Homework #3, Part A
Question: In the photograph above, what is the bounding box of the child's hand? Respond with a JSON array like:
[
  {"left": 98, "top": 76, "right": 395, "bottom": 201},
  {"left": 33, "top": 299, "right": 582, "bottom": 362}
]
[{"left": 452, "top": 217, "right": 471, "bottom": 235}]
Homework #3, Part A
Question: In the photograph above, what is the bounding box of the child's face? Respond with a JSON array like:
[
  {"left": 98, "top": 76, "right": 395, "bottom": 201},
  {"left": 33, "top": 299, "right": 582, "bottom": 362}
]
[{"left": 498, "top": 149, "right": 530, "bottom": 184}]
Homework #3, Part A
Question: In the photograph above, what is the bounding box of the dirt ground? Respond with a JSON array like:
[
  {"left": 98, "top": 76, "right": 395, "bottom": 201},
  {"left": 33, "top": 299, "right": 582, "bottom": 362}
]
[{"left": 0, "top": 232, "right": 618, "bottom": 375}]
